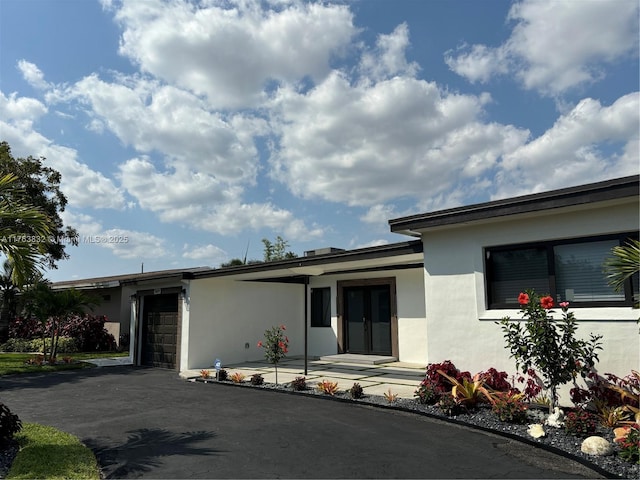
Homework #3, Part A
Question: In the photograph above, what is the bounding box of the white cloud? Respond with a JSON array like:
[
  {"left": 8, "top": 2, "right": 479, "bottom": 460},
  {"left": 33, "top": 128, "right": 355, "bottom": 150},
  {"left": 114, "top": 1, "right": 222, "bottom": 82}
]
[
  {"left": 0, "top": 91, "right": 126, "bottom": 210},
  {"left": 106, "top": 0, "right": 356, "bottom": 108},
  {"left": 17, "top": 60, "right": 51, "bottom": 90},
  {"left": 182, "top": 243, "right": 226, "bottom": 264},
  {"left": 445, "top": 0, "right": 639, "bottom": 95},
  {"left": 62, "top": 210, "right": 168, "bottom": 260},
  {"left": 495, "top": 92, "right": 640, "bottom": 197},
  {"left": 270, "top": 72, "right": 529, "bottom": 206},
  {"left": 359, "top": 23, "right": 419, "bottom": 82}
]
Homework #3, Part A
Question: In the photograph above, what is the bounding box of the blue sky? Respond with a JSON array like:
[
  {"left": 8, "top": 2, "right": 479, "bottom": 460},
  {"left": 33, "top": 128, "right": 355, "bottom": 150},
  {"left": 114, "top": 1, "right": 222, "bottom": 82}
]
[{"left": 1, "top": 0, "right": 638, "bottom": 282}]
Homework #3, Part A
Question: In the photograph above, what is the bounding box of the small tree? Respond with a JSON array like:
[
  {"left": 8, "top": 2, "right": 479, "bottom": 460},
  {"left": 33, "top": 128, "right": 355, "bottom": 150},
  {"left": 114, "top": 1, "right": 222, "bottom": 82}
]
[
  {"left": 261, "top": 236, "right": 297, "bottom": 262},
  {"left": 257, "top": 325, "right": 289, "bottom": 384},
  {"left": 498, "top": 290, "right": 603, "bottom": 412}
]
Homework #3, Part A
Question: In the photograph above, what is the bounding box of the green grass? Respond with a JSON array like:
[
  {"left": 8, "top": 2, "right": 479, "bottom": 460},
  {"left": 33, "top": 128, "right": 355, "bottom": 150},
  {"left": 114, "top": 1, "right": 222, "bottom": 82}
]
[
  {"left": 0, "top": 352, "right": 129, "bottom": 375},
  {"left": 7, "top": 423, "right": 100, "bottom": 480}
]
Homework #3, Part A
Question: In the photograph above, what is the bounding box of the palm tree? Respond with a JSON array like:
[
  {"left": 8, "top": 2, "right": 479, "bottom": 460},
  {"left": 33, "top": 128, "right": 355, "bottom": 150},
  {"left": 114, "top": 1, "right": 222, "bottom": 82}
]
[
  {"left": 0, "top": 260, "right": 19, "bottom": 341},
  {"left": 0, "top": 174, "right": 53, "bottom": 286},
  {"left": 604, "top": 239, "right": 640, "bottom": 307},
  {"left": 47, "top": 288, "right": 98, "bottom": 360}
]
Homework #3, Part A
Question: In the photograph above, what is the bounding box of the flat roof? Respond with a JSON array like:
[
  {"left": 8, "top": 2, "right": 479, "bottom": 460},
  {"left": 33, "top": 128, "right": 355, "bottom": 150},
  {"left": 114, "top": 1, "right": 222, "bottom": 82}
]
[
  {"left": 51, "top": 266, "right": 212, "bottom": 289},
  {"left": 389, "top": 175, "right": 639, "bottom": 235}
]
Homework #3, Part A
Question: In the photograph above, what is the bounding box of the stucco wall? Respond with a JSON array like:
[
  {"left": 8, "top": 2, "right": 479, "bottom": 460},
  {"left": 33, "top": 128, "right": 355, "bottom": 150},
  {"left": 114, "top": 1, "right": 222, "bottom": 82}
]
[
  {"left": 420, "top": 200, "right": 639, "bottom": 402},
  {"left": 307, "top": 268, "right": 427, "bottom": 363},
  {"left": 186, "top": 278, "right": 304, "bottom": 370}
]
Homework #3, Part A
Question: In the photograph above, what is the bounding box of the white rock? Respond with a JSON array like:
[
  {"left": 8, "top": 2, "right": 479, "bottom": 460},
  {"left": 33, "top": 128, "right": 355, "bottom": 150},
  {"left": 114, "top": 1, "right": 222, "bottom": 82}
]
[
  {"left": 545, "top": 407, "right": 565, "bottom": 428},
  {"left": 580, "top": 436, "right": 614, "bottom": 456},
  {"left": 527, "top": 423, "right": 546, "bottom": 438}
]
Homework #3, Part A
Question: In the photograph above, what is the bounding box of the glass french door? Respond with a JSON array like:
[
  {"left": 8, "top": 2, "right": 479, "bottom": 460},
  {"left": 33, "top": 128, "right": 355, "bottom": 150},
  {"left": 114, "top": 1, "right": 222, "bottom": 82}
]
[{"left": 344, "top": 285, "right": 391, "bottom": 355}]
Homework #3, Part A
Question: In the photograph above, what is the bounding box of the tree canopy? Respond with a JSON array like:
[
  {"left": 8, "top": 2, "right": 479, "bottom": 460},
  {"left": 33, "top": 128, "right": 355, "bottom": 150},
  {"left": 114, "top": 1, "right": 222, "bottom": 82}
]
[
  {"left": 0, "top": 142, "right": 77, "bottom": 271},
  {"left": 262, "top": 236, "right": 297, "bottom": 262}
]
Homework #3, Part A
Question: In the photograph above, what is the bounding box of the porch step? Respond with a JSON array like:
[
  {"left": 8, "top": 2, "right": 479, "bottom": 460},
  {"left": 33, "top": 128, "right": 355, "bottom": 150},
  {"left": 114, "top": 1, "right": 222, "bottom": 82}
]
[{"left": 319, "top": 354, "right": 397, "bottom": 365}]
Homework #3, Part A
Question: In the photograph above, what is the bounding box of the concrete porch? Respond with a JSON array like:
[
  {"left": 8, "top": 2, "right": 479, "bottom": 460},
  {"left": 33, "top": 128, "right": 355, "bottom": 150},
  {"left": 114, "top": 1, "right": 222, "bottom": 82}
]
[{"left": 180, "top": 355, "right": 425, "bottom": 399}]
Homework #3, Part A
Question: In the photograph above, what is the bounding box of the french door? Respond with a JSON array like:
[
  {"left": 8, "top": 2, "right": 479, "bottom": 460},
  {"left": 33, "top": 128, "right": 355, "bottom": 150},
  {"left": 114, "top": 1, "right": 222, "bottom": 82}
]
[{"left": 344, "top": 285, "right": 392, "bottom": 355}]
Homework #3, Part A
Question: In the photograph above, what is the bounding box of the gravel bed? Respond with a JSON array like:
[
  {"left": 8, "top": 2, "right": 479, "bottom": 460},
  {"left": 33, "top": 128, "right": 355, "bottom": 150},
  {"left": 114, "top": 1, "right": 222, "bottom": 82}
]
[{"left": 202, "top": 378, "right": 639, "bottom": 479}]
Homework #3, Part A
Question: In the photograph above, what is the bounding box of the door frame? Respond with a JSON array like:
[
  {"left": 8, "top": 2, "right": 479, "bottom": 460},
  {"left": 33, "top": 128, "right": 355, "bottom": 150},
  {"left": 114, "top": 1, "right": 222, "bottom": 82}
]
[{"left": 336, "top": 277, "right": 398, "bottom": 358}]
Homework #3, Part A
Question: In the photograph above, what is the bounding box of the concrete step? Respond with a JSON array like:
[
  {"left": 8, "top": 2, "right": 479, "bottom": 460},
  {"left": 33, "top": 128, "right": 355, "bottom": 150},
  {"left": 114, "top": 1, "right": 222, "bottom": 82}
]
[{"left": 319, "top": 354, "right": 397, "bottom": 365}]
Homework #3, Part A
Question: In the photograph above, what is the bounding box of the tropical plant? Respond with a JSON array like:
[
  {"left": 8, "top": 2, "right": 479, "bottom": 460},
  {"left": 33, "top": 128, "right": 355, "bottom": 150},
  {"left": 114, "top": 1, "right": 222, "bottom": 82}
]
[
  {"left": 499, "top": 290, "right": 603, "bottom": 412},
  {"left": 349, "top": 382, "right": 364, "bottom": 399},
  {"left": 200, "top": 369, "right": 211, "bottom": 379},
  {"left": 217, "top": 369, "right": 228, "bottom": 381},
  {"left": 488, "top": 391, "right": 528, "bottom": 423},
  {"left": 317, "top": 380, "right": 339, "bottom": 396},
  {"left": 0, "top": 402, "right": 22, "bottom": 444},
  {"left": 0, "top": 260, "right": 19, "bottom": 342},
  {"left": 437, "top": 370, "right": 491, "bottom": 409},
  {"left": 230, "top": 372, "right": 245, "bottom": 383},
  {"left": 615, "top": 424, "right": 640, "bottom": 464},
  {"left": 250, "top": 373, "right": 264, "bottom": 385},
  {"left": 383, "top": 389, "right": 398, "bottom": 403},
  {"left": 603, "top": 239, "right": 640, "bottom": 307},
  {"left": 291, "top": 376, "right": 307, "bottom": 391},
  {"left": 414, "top": 380, "right": 440, "bottom": 405},
  {"left": 0, "top": 173, "right": 53, "bottom": 286},
  {"left": 421, "top": 360, "right": 471, "bottom": 395},
  {"left": 438, "top": 393, "right": 460, "bottom": 416},
  {"left": 257, "top": 324, "right": 289, "bottom": 384}
]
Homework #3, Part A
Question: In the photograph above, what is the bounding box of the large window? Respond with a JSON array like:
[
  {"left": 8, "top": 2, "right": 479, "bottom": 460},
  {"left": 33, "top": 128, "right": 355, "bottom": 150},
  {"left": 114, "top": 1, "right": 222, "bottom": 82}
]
[
  {"left": 485, "top": 233, "right": 638, "bottom": 308},
  {"left": 311, "top": 287, "right": 331, "bottom": 327}
]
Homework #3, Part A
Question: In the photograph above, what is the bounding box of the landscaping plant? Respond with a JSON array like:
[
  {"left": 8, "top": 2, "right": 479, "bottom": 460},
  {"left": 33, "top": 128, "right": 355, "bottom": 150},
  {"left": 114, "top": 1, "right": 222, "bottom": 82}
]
[
  {"left": 564, "top": 409, "right": 597, "bottom": 437},
  {"left": 499, "top": 290, "right": 602, "bottom": 413},
  {"left": 414, "top": 380, "right": 440, "bottom": 405},
  {"left": 437, "top": 370, "right": 490, "bottom": 410},
  {"left": 230, "top": 372, "right": 246, "bottom": 383},
  {"left": 200, "top": 369, "right": 211, "bottom": 379},
  {"left": 317, "top": 380, "right": 339, "bottom": 396},
  {"left": 489, "top": 391, "right": 528, "bottom": 423},
  {"left": 0, "top": 402, "right": 22, "bottom": 444},
  {"left": 349, "top": 382, "right": 364, "bottom": 399},
  {"left": 250, "top": 373, "right": 264, "bottom": 385},
  {"left": 291, "top": 376, "right": 307, "bottom": 391},
  {"left": 614, "top": 424, "right": 640, "bottom": 464},
  {"left": 384, "top": 389, "right": 398, "bottom": 403},
  {"left": 217, "top": 369, "right": 228, "bottom": 381},
  {"left": 257, "top": 324, "right": 288, "bottom": 384}
]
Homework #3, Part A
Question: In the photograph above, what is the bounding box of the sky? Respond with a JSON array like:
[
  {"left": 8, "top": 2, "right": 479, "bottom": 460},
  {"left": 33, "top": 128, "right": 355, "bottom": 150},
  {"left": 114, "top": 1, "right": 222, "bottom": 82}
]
[{"left": 0, "top": 0, "right": 638, "bottom": 282}]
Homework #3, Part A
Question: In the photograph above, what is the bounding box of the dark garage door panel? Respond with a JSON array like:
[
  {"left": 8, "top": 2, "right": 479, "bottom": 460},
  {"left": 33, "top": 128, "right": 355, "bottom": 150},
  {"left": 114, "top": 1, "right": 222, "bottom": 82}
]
[{"left": 142, "top": 301, "right": 178, "bottom": 369}]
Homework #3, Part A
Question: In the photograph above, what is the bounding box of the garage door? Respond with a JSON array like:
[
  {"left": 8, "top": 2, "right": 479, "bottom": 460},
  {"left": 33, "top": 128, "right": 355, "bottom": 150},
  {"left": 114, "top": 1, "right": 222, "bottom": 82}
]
[{"left": 141, "top": 293, "right": 178, "bottom": 369}]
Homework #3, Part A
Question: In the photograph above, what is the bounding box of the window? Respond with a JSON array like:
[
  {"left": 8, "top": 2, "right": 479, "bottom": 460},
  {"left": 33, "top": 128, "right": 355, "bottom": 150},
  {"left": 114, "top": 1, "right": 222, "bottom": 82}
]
[
  {"left": 485, "top": 233, "right": 638, "bottom": 308},
  {"left": 311, "top": 288, "right": 331, "bottom": 327}
]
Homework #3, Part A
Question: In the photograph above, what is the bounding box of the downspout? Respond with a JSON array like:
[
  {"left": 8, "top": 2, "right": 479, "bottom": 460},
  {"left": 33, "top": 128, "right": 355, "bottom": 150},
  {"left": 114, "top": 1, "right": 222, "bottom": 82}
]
[{"left": 304, "top": 276, "right": 309, "bottom": 376}]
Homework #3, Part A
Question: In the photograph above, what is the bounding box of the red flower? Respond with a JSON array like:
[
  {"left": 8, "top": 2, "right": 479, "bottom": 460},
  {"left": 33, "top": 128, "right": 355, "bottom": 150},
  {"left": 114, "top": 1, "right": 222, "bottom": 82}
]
[
  {"left": 540, "top": 296, "right": 554, "bottom": 309},
  {"left": 257, "top": 341, "right": 263, "bottom": 348},
  {"left": 278, "top": 341, "right": 285, "bottom": 349},
  {"left": 518, "top": 293, "right": 529, "bottom": 305},
  {"left": 285, "top": 336, "right": 289, "bottom": 343}
]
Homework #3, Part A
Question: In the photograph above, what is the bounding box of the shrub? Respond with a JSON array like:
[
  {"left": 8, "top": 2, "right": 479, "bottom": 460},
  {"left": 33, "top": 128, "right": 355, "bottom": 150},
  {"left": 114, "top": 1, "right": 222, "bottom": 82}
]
[
  {"left": 615, "top": 424, "right": 640, "bottom": 464},
  {"left": 479, "top": 368, "right": 511, "bottom": 392},
  {"left": 349, "top": 383, "right": 364, "bottom": 399},
  {"left": 217, "top": 369, "right": 228, "bottom": 381},
  {"left": 423, "top": 360, "right": 470, "bottom": 395},
  {"left": 0, "top": 403, "right": 22, "bottom": 444},
  {"left": 59, "top": 314, "right": 116, "bottom": 352},
  {"left": 291, "top": 376, "right": 307, "bottom": 391},
  {"left": 200, "top": 369, "right": 211, "bottom": 379},
  {"left": 437, "top": 370, "right": 490, "bottom": 410},
  {"left": 257, "top": 324, "right": 289, "bottom": 384},
  {"left": 564, "top": 409, "right": 597, "bottom": 437},
  {"left": 250, "top": 373, "right": 264, "bottom": 385},
  {"left": 499, "top": 291, "right": 602, "bottom": 412},
  {"left": 230, "top": 372, "right": 245, "bottom": 383},
  {"left": 414, "top": 380, "right": 440, "bottom": 405},
  {"left": 1, "top": 337, "right": 79, "bottom": 353},
  {"left": 317, "top": 380, "right": 339, "bottom": 396},
  {"left": 8, "top": 316, "right": 42, "bottom": 339},
  {"left": 490, "top": 392, "right": 528, "bottom": 423},
  {"left": 438, "top": 393, "right": 461, "bottom": 416}
]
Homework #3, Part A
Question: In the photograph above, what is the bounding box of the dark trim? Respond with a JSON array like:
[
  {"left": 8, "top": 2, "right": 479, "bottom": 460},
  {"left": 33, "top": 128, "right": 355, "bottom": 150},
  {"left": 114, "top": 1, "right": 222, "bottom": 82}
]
[
  {"left": 389, "top": 175, "right": 639, "bottom": 233},
  {"left": 192, "top": 240, "right": 423, "bottom": 279},
  {"left": 485, "top": 232, "right": 639, "bottom": 309},
  {"left": 336, "top": 277, "right": 398, "bottom": 358}
]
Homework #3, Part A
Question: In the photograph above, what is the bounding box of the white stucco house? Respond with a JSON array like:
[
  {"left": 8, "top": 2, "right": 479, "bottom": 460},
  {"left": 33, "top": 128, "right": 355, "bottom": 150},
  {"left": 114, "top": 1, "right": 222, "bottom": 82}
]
[{"left": 54, "top": 175, "right": 639, "bottom": 391}]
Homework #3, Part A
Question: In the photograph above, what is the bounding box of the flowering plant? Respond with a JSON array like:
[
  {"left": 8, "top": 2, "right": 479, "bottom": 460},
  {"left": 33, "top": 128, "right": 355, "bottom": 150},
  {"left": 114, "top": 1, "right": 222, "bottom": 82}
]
[
  {"left": 257, "top": 324, "right": 289, "bottom": 384},
  {"left": 615, "top": 424, "right": 640, "bottom": 464},
  {"left": 498, "top": 289, "right": 603, "bottom": 412}
]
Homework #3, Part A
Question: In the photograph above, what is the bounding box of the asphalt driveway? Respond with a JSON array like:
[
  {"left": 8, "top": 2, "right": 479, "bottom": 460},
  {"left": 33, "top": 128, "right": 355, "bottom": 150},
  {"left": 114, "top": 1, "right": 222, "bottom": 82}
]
[{"left": 0, "top": 366, "right": 600, "bottom": 479}]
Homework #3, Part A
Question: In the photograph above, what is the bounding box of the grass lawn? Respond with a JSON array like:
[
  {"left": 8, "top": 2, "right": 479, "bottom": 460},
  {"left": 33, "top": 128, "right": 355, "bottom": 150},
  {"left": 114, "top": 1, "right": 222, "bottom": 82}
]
[
  {"left": 0, "top": 352, "right": 128, "bottom": 376},
  {"left": 7, "top": 423, "right": 100, "bottom": 480}
]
